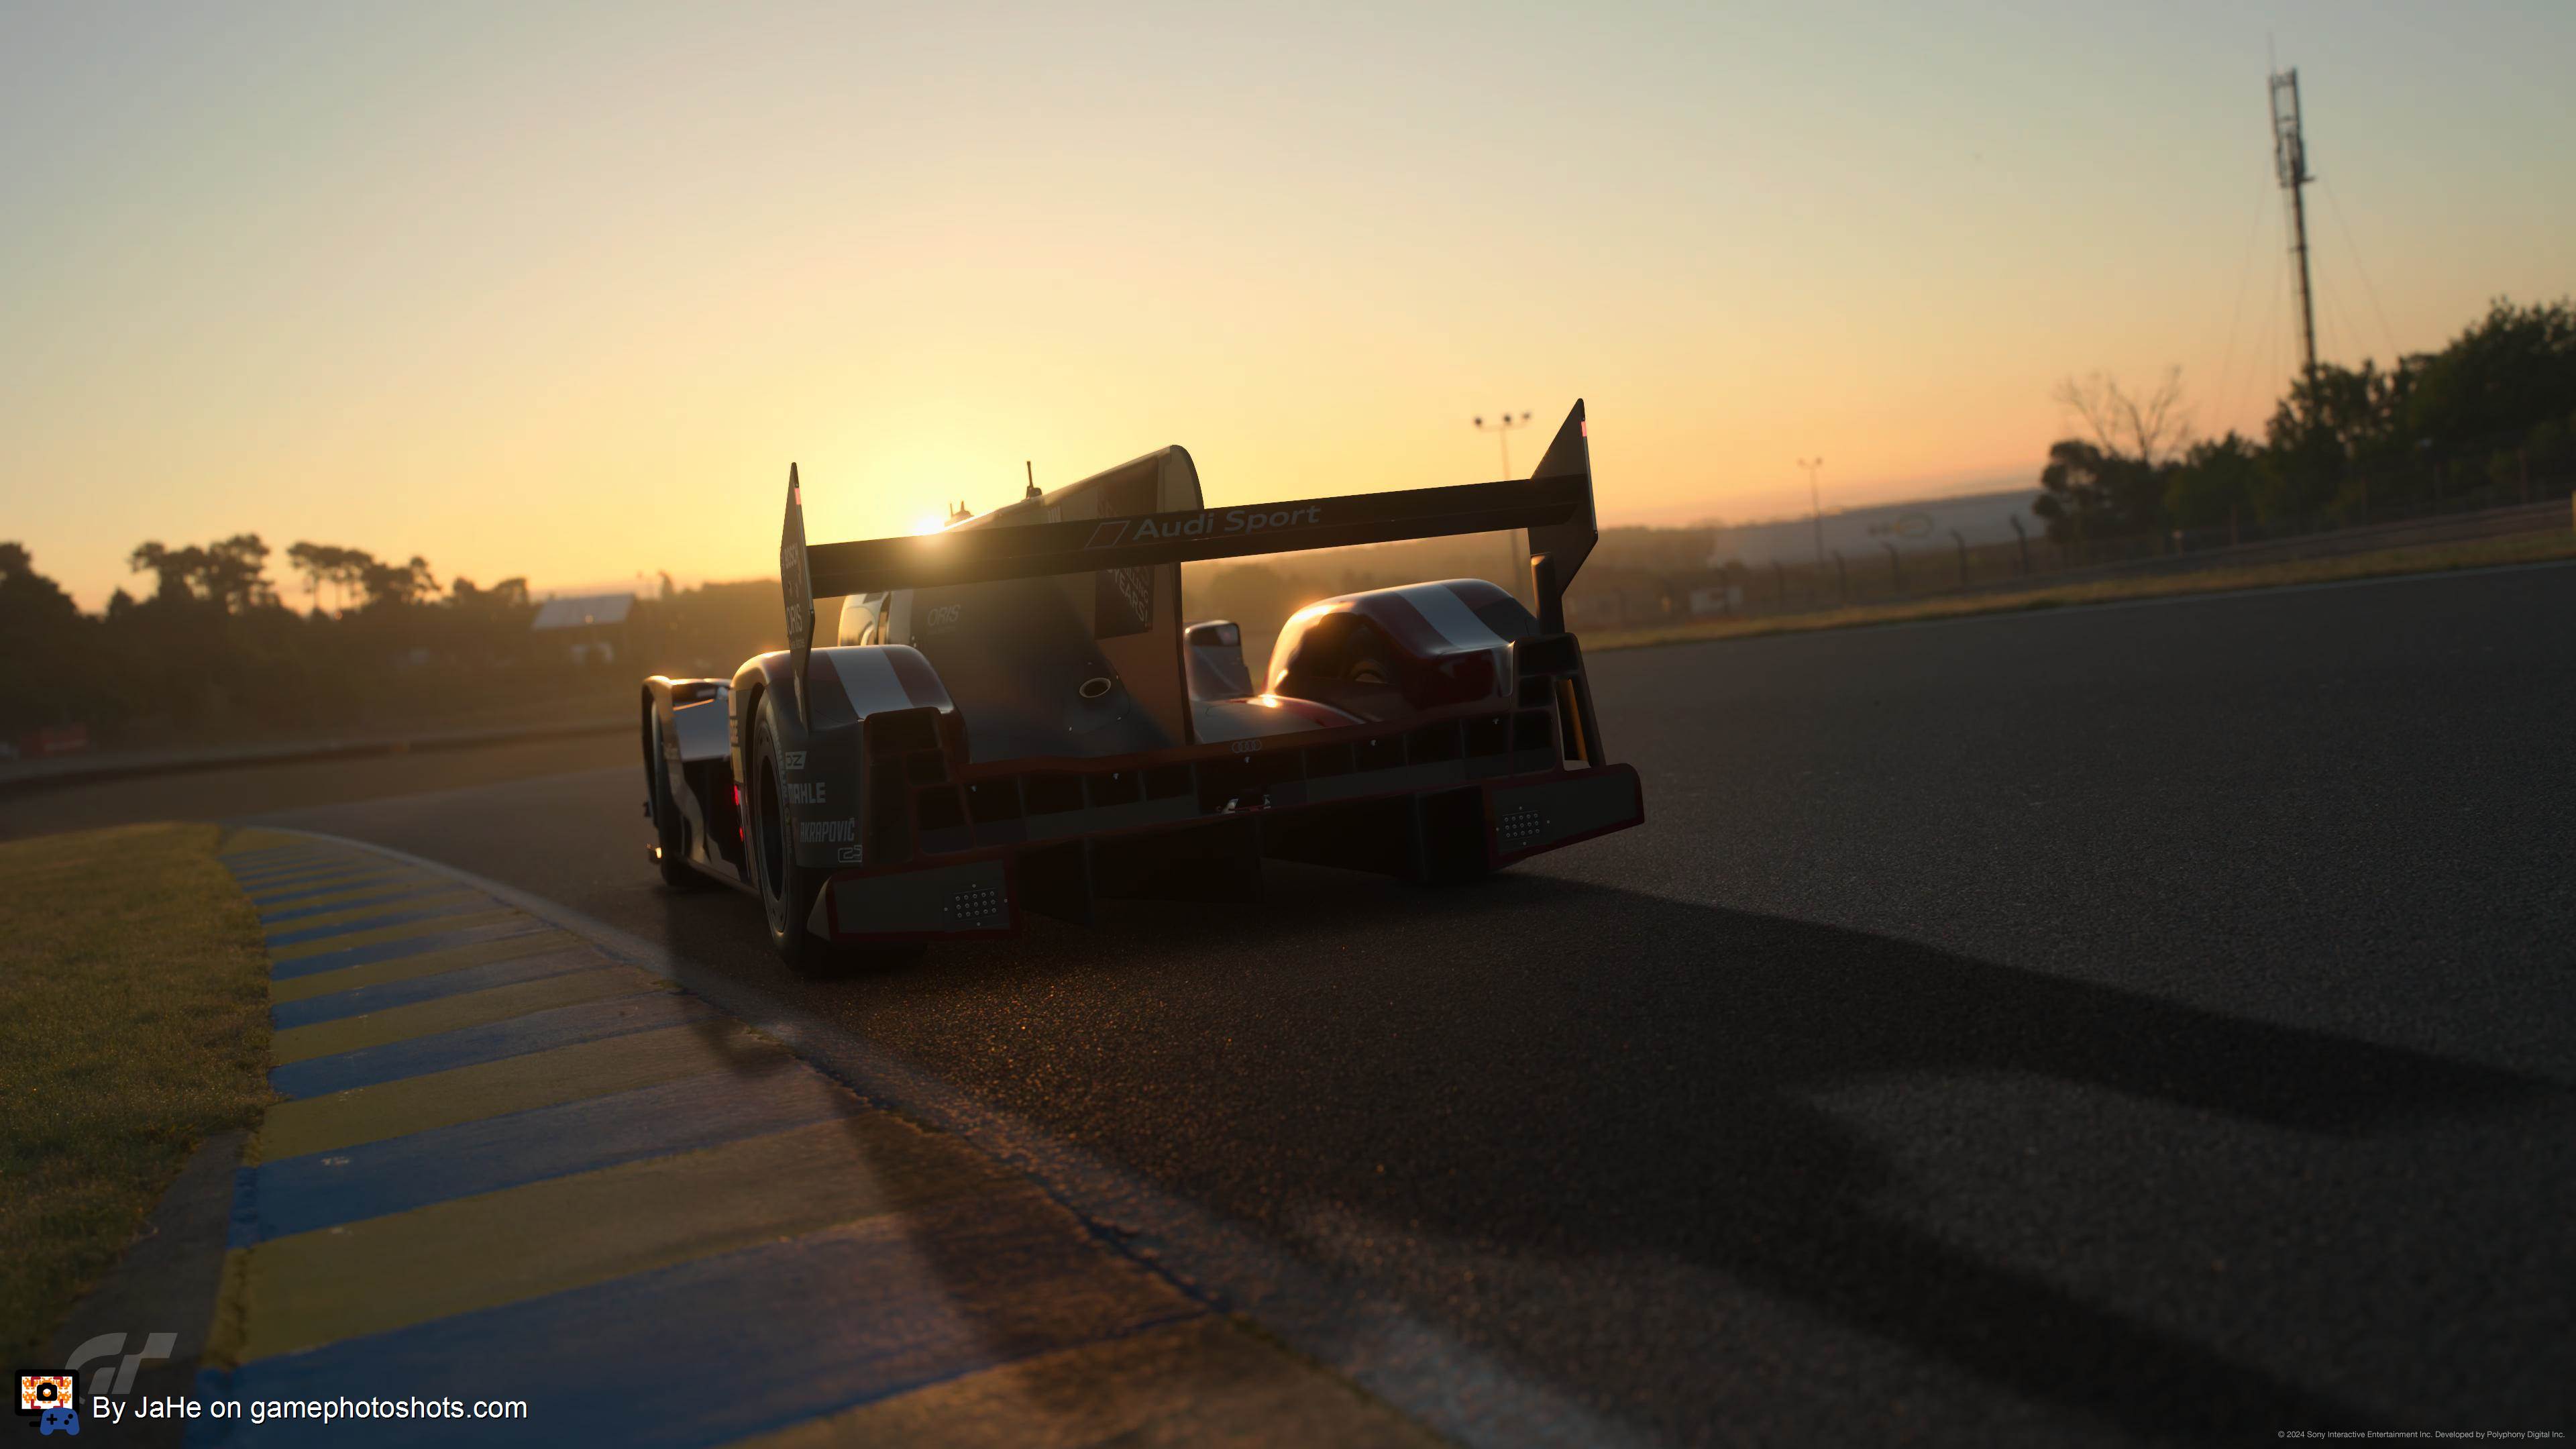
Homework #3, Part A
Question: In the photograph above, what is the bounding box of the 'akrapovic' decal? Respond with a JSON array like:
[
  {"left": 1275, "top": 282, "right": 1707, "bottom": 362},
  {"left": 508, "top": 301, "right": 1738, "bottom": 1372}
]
[{"left": 798, "top": 819, "right": 855, "bottom": 843}]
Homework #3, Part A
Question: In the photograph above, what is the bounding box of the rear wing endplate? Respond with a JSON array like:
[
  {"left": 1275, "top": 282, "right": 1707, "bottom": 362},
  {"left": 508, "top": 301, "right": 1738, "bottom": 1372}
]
[{"left": 781, "top": 463, "right": 815, "bottom": 725}]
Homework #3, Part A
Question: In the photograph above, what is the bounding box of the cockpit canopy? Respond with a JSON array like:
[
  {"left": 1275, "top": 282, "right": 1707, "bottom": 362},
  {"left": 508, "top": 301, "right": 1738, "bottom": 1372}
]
[{"left": 1267, "top": 579, "right": 1535, "bottom": 721}]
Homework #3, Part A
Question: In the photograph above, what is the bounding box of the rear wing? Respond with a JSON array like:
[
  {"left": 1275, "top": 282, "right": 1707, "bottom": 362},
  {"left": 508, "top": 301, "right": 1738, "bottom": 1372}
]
[{"left": 781, "top": 400, "right": 1597, "bottom": 720}]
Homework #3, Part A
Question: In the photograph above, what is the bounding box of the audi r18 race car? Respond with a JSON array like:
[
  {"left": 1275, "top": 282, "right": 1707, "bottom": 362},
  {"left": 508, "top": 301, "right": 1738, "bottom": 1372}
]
[{"left": 639, "top": 400, "right": 1644, "bottom": 966}]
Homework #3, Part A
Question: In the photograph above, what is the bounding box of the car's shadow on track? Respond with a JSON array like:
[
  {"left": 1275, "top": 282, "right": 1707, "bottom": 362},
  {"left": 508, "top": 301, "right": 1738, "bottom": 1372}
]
[{"left": 650, "top": 861, "right": 2553, "bottom": 1442}]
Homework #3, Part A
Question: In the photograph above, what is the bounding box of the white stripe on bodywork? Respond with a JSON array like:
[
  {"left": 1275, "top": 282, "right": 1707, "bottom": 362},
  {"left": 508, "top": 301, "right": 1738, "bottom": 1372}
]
[
  {"left": 826, "top": 647, "right": 916, "bottom": 718},
  {"left": 1397, "top": 582, "right": 1513, "bottom": 697}
]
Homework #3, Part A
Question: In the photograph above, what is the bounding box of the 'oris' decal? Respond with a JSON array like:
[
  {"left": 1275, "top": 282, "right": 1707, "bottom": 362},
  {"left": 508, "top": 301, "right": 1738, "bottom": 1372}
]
[
  {"left": 925, "top": 604, "right": 961, "bottom": 630},
  {"left": 798, "top": 819, "right": 855, "bottom": 843},
  {"left": 1231, "top": 739, "right": 1263, "bottom": 753},
  {"left": 787, "top": 782, "right": 828, "bottom": 804}
]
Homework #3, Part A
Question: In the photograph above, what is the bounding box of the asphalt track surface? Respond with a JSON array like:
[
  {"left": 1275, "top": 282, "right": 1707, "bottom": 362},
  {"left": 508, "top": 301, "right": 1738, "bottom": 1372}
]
[
  {"left": 76, "top": 564, "right": 2576, "bottom": 1443},
  {"left": 0, "top": 733, "right": 611, "bottom": 841}
]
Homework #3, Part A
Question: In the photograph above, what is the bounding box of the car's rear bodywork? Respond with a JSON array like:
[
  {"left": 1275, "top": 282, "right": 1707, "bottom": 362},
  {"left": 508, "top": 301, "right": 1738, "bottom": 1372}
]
[{"left": 641, "top": 400, "right": 1642, "bottom": 955}]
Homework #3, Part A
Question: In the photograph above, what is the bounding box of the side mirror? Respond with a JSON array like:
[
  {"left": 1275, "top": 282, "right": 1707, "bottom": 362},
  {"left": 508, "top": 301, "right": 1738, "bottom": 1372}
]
[{"left": 1183, "top": 620, "right": 1250, "bottom": 699}]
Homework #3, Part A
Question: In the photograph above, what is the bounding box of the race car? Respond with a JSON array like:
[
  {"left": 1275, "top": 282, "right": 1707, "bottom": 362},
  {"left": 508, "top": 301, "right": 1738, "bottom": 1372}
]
[{"left": 639, "top": 400, "right": 1644, "bottom": 966}]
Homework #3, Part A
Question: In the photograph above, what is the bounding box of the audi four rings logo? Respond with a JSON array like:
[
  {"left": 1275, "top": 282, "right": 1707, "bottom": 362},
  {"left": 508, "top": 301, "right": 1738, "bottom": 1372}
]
[{"left": 1085, "top": 505, "right": 1324, "bottom": 548}]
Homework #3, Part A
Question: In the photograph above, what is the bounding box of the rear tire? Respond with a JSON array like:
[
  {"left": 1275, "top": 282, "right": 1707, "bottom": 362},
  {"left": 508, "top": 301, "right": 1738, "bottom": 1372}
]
[
  {"left": 645, "top": 711, "right": 706, "bottom": 891},
  {"left": 747, "top": 694, "right": 837, "bottom": 972}
]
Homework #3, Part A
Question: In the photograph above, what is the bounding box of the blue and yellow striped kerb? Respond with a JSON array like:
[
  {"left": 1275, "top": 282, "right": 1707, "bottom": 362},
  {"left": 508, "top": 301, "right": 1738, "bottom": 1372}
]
[{"left": 195, "top": 829, "right": 1433, "bottom": 1447}]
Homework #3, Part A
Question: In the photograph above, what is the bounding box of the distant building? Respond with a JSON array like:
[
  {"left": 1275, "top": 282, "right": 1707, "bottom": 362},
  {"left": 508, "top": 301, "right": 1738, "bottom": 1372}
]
[
  {"left": 531, "top": 592, "right": 635, "bottom": 665},
  {"left": 1707, "top": 488, "right": 2043, "bottom": 568},
  {"left": 1687, "top": 584, "right": 1743, "bottom": 616}
]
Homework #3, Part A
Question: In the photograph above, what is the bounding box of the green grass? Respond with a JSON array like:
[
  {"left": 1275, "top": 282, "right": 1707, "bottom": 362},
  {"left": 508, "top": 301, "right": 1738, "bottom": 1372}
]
[
  {"left": 1589, "top": 528, "right": 2576, "bottom": 653},
  {"left": 0, "top": 822, "right": 272, "bottom": 1364}
]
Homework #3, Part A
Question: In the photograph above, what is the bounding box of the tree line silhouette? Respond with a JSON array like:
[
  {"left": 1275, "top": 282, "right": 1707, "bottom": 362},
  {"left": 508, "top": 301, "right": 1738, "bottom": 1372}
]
[
  {"left": 0, "top": 533, "right": 784, "bottom": 751},
  {"left": 2035, "top": 297, "right": 2576, "bottom": 546}
]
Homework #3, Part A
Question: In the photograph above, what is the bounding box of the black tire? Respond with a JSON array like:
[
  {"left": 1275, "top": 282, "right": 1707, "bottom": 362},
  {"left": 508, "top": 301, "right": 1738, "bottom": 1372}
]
[
  {"left": 747, "top": 693, "right": 839, "bottom": 971},
  {"left": 645, "top": 710, "right": 706, "bottom": 891}
]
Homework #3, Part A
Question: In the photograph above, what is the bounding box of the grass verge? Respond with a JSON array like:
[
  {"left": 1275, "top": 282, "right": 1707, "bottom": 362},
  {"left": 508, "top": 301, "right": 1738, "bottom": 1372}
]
[
  {"left": 0, "top": 822, "right": 270, "bottom": 1364},
  {"left": 1588, "top": 527, "right": 2576, "bottom": 653}
]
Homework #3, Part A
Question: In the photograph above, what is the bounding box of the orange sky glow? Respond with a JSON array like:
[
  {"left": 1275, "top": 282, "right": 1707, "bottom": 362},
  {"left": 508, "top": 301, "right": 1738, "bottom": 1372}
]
[{"left": 5, "top": 3, "right": 2569, "bottom": 609}]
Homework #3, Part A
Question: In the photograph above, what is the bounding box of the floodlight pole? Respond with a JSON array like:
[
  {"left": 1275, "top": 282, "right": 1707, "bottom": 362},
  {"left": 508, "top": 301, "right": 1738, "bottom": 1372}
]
[{"left": 1474, "top": 411, "right": 1534, "bottom": 480}]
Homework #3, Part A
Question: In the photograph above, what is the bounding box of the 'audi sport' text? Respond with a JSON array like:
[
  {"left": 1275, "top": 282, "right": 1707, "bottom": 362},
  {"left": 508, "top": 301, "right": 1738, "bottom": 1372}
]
[{"left": 1089, "top": 505, "right": 1323, "bottom": 547}]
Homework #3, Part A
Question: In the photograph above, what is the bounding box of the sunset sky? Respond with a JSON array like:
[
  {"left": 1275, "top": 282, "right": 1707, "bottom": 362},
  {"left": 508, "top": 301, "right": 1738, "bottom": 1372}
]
[{"left": 5, "top": 2, "right": 2571, "bottom": 610}]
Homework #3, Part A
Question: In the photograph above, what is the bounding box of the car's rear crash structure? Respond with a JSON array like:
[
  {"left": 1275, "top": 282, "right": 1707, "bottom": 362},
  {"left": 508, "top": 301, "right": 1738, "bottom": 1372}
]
[{"left": 641, "top": 400, "right": 1644, "bottom": 965}]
